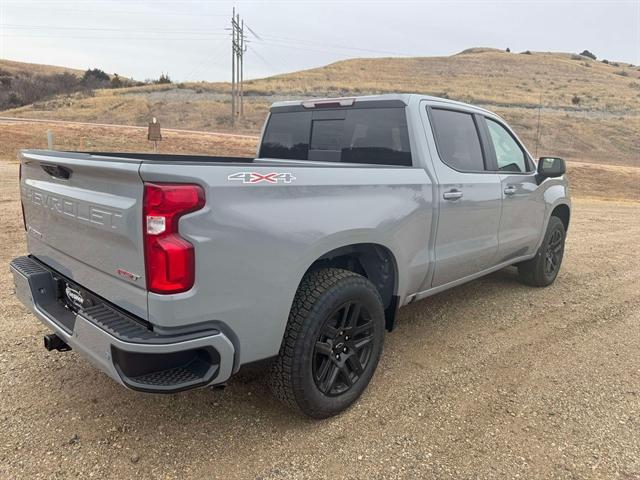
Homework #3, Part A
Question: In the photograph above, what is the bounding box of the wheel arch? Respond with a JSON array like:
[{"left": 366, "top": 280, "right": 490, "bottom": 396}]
[
  {"left": 304, "top": 243, "right": 400, "bottom": 331},
  {"left": 551, "top": 203, "right": 571, "bottom": 231}
]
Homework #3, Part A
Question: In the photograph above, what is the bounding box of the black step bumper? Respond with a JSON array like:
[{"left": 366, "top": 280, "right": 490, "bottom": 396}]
[{"left": 10, "top": 256, "right": 235, "bottom": 393}]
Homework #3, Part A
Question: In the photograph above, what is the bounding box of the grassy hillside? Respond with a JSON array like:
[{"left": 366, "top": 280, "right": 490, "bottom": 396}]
[
  {"left": 0, "top": 59, "right": 84, "bottom": 77},
  {"left": 242, "top": 48, "right": 640, "bottom": 112},
  {"left": 2, "top": 49, "right": 639, "bottom": 166}
]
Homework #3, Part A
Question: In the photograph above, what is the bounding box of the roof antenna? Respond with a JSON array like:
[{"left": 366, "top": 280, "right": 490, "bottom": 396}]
[{"left": 534, "top": 92, "right": 542, "bottom": 159}]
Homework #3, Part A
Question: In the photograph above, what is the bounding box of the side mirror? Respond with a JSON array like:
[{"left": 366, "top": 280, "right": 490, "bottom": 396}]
[{"left": 537, "top": 157, "right": 566, "bottom": 180}]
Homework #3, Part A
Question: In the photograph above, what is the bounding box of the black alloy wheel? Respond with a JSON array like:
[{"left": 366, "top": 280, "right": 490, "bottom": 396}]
[
  {"left": 544, "top": 228, "right": 564, "bottom": 277},
  {"left": 518, "top": 215, "right": 566, "bottom": 287},
  {"left": 313, "top": 301, "right": 375, "bottom": 396},
  {"left": 269, "top": 268, "right": 385, "bottom": 418}
]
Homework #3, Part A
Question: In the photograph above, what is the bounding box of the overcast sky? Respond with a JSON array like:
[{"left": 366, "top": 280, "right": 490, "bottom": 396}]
[{"left": 0, "top": 0, "right": 638, "bottom": 82}]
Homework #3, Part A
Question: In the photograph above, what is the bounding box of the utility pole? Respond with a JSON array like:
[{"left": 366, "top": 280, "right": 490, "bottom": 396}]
[
  {"left": 231, "top": 7, "right": 236, "bottom": 127},
  {"left": 230, "top": 9, "right": 247, "bottom": 127},
  {"left": 240, "top": 19, "right": 245, "bottom": 117}
]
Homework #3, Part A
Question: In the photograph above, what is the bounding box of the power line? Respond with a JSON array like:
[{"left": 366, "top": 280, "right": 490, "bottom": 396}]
[
  {"left": 3, "top": 6, "right": 228, "bottom": 16},
  {"left": 257, "top": 34, "right": 415, "bottom": 57},
  {"left": 0, "top": 23, "right": 227, "bottom": 33},
  {"left": 0, "top": 33, "right": 229, "bottom": 40},
  {"left": 183, "top": 39, "right": 228, "bottom": 81}
]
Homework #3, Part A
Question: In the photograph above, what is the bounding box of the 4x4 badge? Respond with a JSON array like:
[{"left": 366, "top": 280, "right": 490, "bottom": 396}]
[{"left": 228, "top": 172, "right": 296, "bottom": 184}]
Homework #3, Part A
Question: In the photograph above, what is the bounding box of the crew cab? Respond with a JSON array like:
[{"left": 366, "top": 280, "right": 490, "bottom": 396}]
[{"left": 10, "top": 94, "right": 570, "bottom": 418}]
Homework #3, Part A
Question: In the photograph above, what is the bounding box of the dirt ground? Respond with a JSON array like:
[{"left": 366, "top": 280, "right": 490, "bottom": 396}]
[{"left": 0, "top": 157, "right": 639, "bottom": 479}]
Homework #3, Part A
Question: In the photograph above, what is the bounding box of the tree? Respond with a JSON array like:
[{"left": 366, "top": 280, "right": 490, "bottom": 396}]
[
  {"left": 156, "top": 73, "right": 172, "bottom": 84},
  {"left": 580, "top": 50, "right": 596, "bottom": 60},
  {"left": 82, "top": 68, "right": 110, "bottom": 88},
  {"left": 506, "top": 47, "right": 511, "bottom": 53}
]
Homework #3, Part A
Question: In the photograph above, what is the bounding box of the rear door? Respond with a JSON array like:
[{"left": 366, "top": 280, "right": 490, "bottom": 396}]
[
  {"left": 480, "top": 117, "right": 545, "bottom": 262},
  {"left": 20, "top": 151, "right": 148, "bottom": 319},
  {"left": 425, "top": 105, "right": 502, "bottom": 287}
]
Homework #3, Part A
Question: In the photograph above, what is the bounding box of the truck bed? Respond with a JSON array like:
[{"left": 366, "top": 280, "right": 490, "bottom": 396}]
[{"left": 73, "top": 151, "right": 255, "bottom": 163}]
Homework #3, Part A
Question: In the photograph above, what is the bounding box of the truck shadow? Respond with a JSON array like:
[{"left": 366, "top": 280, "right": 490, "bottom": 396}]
[{"left": 32, "top": 265, "right": 544, "bottom": 452}]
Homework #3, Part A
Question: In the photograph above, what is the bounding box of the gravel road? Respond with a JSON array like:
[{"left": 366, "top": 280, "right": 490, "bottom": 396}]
[{"left": 0, "top": 161, "right": 638, "bottom": 479}]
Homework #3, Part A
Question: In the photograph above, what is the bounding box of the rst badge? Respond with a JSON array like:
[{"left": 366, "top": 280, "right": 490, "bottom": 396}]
[{"left": 227, "top": 172, "right": 296, "bottom": 184}]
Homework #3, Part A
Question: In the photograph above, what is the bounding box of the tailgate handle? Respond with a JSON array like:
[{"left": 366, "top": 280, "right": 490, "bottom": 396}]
[{"left": 41, "top": 164, "right": 72, "bottom": 180}]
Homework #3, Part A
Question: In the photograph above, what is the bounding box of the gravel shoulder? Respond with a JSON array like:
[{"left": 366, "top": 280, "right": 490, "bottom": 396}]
[{"left": 0, "top": 161, "right": 638, "bottom": 479}]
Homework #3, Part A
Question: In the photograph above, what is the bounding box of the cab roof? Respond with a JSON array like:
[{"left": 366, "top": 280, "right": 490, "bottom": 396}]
[{"left": 269, "top": 93, "right": 495, "bottom": 117}]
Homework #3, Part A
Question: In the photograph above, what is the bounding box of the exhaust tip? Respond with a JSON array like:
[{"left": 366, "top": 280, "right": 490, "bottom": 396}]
[{"left": 43, "top": 333, "right": 71, "bottom": 352}]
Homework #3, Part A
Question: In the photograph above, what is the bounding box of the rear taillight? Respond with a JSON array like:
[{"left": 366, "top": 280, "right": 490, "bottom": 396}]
[
  {"left": 19, "top": 163, "right": 26, "bottom": 231},
  {"left": 143, "top": 183, "right": 205, "bottom": 294}
]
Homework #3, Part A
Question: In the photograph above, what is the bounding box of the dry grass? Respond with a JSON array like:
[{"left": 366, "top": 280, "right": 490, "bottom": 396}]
[
  {"left": 0, "top": 59, "right": 83, "bottom": 77},
  {"left": 0, "top": 121, "right": 257, "bottom": 161},
  {"left": 494, "top": 107, "right": 640, "bottom": 167},
  {"left": 239, "top": 49, "right": 640, "bottom": 112},
  {"left": 2, "top": 49, "right": 639, "bottom": 168},
  {"left": 0, "top": 120, "right": 636, "bottom": 202}
]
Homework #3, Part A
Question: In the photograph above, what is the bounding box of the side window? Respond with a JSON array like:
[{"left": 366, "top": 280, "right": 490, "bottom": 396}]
[
  {"left": 486, "top": 119, "right": 528, "bottom": 172},
  {"left": 430, "top": 108, "right": 485, "bottom": 172},
  {"left": 340, "top": 108, "right": 412, "bottom": 166}
]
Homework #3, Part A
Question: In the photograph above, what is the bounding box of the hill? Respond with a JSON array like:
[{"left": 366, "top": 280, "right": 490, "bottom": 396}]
[
  {"left": 2, "top": 49, "right": 639, "bottom": 166},
  {"left": 0, "top": 59, "right": 141, "bottom": 110},
  {"left": 0, "top": 59, "right": 86, "bottom": 77}
]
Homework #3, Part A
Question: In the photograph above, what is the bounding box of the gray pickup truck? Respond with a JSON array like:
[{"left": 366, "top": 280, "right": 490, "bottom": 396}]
[{"left": 11, "top": 94, "right": 570, "bottom": 418}]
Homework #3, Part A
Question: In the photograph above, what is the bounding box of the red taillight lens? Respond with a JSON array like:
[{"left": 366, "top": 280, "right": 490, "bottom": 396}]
[{"left": 143, "top": 183, "right": 205, "bottom": 294}]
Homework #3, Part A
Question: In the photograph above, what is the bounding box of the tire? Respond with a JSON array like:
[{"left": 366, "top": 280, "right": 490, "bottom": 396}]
[
  {"left": 268, "top": 268, "right": 385, "bottom": 419},
  {"left": 518, "top": 216, "right": 566, "bottom": 287}
]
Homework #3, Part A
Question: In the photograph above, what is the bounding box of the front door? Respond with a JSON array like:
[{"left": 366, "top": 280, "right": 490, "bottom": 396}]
[
  {"left": 425, "top": 106, "right": 503, "bottom": 287},
  {"left": 482, "top": 117, "right": 545, "bottom": 263}
]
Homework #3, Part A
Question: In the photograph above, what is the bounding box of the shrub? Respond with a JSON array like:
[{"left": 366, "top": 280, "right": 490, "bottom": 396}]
[
  {"left": 82, "top": 68, "right": 110, "bottom": 88},
  {"left": 521, "top": 50, "right": 532, "bottom": 55},
  {"left": 110, "top": 73, "right": 123, "bottom": 88},
  {"left": 601, "top": 59, "right": 609, "bottom": 64},
  {"left": 571, "top": 95, "right": 581, "bottom": 105},
  {"left": 571, "top": 54, "right": 583, "bottom": 60},
  {"left": 156, "top": 73, "right": 172, "bottom": 84},
  {"left": 614, "top": 70, "right": 629, "bottom": 77},
  {"left": 580, "top": 50, "right": 597, "bottom": 60},
  {"left": 506, "top": 47, "right": 511, "bottom": 53},
  {"left": 7, "top": 92, "right": 22, "bottom": 107}
]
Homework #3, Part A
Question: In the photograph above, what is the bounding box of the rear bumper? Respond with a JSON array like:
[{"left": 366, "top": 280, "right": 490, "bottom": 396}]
[{"left": 9, "top": 256, "right": 235, "bottom": 393}]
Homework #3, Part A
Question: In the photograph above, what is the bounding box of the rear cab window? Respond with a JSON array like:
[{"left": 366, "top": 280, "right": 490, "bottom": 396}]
[{"left": 259, "top": 105, "right": 412, "bottom": 166}]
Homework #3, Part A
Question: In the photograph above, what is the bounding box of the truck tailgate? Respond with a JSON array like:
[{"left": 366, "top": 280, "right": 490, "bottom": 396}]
[{"left": 20, "top": 151, "right": 148, "bottom": 319}]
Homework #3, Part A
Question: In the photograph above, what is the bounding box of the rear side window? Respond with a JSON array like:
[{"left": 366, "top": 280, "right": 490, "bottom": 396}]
[
  {"left": 260, "top": 108, "right": 412, "bottom": 166},
  {"left": 486, "top": 118, "right": 529, "bottom": 172},
  {"left": 430, "top": 108, "right": 485, "bottom": 172}
]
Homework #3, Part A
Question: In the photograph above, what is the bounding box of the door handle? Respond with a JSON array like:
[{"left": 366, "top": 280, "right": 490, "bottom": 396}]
[
  {"left": 41, "top": 164, "right": 72, "bottom": 180},
  {"left": 443, "top": 189, "right": 463, "bottom": 201},
  {"left": 504, "top": 186, "right": 517, "bottom": 196}
]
